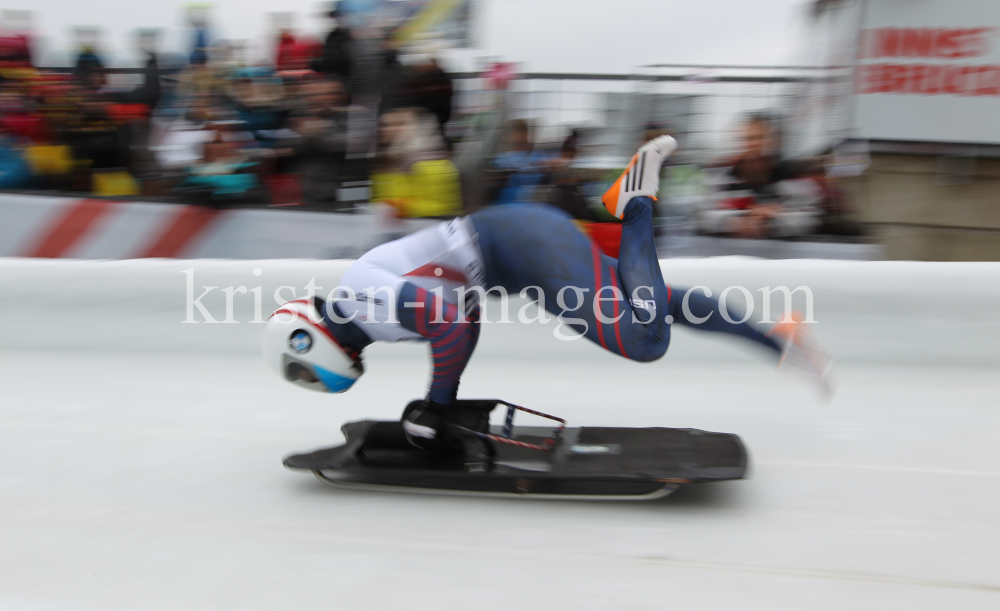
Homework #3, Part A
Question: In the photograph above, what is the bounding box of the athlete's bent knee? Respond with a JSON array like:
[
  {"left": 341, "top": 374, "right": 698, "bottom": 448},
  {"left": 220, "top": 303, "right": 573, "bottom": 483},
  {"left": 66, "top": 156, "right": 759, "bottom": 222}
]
[{"left": 626, "top": 338, "right": 669, "bottom": 363}]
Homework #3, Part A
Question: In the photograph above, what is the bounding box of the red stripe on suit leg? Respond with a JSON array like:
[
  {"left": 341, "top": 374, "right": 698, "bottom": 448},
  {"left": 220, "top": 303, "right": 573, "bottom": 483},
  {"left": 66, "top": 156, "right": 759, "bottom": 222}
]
[
  {"left": 608, "top": 265, "right": 629, "bottom": 359},
  {"left": 590, "top": 242, "right": 609, "bottom": 351}
]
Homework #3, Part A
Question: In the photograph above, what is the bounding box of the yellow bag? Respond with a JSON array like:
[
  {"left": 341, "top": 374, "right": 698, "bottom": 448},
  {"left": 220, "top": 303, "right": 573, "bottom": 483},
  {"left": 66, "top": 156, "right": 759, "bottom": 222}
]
[{"left": 92, "top": 170, "right": 139, "bottom": 197}]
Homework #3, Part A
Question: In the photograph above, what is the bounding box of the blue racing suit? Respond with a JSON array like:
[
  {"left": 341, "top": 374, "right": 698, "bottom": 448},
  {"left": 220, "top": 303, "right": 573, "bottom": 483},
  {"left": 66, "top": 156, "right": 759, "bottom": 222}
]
[{"left": 327, "top": 197, "right": 781, "bottom": 404}]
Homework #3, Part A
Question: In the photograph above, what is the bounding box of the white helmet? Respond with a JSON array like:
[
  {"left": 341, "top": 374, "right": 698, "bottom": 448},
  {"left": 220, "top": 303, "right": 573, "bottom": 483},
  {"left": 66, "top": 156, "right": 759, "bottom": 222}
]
[{"left": 262, "top": 298, "right": 363, "bottom": 393}]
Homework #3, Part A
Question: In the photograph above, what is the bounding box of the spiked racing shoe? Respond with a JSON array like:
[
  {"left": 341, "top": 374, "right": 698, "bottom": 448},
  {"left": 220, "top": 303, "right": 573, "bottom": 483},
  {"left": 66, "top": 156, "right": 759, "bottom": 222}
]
[
  {"left": 768, "top": 313, "right": 835, "bottom": 400},
  {"left": 600, "top": 135, "right": 677, "bottom": 219}
]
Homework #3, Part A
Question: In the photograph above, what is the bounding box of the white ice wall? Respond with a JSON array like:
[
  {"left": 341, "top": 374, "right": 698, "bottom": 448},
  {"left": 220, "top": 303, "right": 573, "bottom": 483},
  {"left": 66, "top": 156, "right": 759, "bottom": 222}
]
[{"left": 1, "top": 257, "right": 997, "bottom": 367}]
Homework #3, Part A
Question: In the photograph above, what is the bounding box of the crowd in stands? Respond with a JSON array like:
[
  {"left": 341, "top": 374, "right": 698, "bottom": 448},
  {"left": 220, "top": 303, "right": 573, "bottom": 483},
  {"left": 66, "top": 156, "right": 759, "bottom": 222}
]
[
  {"left": 699, "top": 114, "right": 864, "bottom": 240},
  {"left": 481, "top": 115, "right": 865, "bottom": 245},
  {"left": 0, "top": 6, "right": 863, "bottom": 244},
  {"left": 0, "top": 6, "right": 460, "bottom": 215}
]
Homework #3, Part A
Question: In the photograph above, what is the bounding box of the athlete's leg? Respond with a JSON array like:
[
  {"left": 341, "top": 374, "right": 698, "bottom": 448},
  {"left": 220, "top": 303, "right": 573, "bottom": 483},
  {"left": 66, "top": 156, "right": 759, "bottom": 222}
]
[
  {"left": 604, "top": 135, "right": 781, "bottom": 357},
  {"left": 469, "top": 143, "right": 679, "bottom": 360},
  {"left": 396, "top": 282, "right": 481, "bottom": 405},
  {"left": 473, "top": 203, "right": 670, "bottom": 360},
  {"left": 475, "top": 200, "right": 783, "bottom": 362},
  {"left": 614, "top": 195, "right": 781, "bottom": 357},
  {"left": 473, "top": 133, "right": 784, "bottom": 362},
  {"left": 667, "top": 285, "right": 781, "bottom": 355}
]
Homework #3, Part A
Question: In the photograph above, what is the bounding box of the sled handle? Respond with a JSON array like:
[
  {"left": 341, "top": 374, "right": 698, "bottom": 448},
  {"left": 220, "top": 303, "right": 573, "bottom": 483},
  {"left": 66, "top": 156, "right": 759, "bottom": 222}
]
[
  {"left": 454, "top": 401, "right": 566, "bottom": 453},
  {"left": 498, "top": 401, "right": 565, "bottom": 439},
  {"left": 496, "top": 400, "right": 566, "bottom": 450}
]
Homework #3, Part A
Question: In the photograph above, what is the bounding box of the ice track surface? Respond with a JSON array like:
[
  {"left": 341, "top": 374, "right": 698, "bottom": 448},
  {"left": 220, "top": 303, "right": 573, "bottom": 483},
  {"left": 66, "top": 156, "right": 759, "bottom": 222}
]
[{"left": 1, "top": 257, "right": 999, "bottom": 610}]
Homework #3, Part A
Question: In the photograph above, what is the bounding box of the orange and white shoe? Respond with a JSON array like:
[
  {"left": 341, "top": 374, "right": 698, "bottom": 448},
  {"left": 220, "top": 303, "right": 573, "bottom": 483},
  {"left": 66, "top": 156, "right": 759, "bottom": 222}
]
[
  {"left": 600, "top": 135, "right": 677, "bottom": 218},
  {"left": 768, "top": 313, "right": 835, "bottom": 401}
]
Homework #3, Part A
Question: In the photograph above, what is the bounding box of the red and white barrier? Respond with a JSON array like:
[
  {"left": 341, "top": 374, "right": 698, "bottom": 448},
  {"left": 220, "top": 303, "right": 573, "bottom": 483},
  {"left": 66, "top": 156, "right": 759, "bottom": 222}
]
[{"left": 0, "top": 194, "right": 437, "bottom": 260}]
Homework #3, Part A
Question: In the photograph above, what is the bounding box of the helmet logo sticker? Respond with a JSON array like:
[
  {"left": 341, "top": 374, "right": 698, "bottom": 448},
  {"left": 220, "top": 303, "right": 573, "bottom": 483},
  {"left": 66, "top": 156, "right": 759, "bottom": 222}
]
[{"left": 289, "top": 330, "right": 313, "bottom": 354}]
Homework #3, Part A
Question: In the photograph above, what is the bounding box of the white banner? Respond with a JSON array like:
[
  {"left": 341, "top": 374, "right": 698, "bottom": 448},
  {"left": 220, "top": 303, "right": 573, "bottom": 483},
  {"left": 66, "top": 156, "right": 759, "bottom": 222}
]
[{"left": 853, "top": 0, "right": 1000, "bottom": 144}]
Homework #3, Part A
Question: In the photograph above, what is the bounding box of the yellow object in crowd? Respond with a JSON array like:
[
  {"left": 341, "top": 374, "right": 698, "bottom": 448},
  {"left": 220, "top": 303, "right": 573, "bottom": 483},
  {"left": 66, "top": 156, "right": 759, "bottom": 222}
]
[
  {"left": 393, "top": 0, "right": 463, "bottom": 44},
  {"left": 0, "top": 67, "right": 38, "bottom": 81},
  {"left": 25, "top": 145, "right": 74, "bottom": 176},
  {"left": 371, "top": 159, "right": 462, "bottom": 218},
  {"left": 92, "top": 170, "right": 139, "bottom": 197}
]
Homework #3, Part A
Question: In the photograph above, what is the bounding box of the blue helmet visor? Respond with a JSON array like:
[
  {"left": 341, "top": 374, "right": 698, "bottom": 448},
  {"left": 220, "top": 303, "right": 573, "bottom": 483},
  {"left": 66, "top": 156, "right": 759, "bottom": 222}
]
[
  {"left": 283, "top": 356, "right": 357, "bottom": 393},
  {"left": 312, "top": 364, "right": 357, "bottom": 393}
]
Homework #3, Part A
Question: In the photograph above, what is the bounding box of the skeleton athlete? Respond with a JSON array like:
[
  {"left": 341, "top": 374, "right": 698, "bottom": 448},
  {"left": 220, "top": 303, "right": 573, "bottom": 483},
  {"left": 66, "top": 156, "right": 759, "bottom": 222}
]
[{"left": 263, "top": 137, "right": 832, "bottom": 448}]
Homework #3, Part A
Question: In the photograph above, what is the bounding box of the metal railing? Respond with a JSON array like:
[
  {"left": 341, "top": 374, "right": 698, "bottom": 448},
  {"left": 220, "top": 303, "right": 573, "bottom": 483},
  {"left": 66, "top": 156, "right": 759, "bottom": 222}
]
[{"left": 450, "top": 67, "right": 816, "bottom": 164}]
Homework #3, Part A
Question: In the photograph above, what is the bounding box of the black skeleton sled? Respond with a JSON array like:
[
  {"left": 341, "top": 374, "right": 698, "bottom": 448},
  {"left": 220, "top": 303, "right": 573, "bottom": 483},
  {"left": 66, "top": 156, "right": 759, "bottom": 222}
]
[{"left": 283, "top": 400, "right": 748, "bottom": 500}]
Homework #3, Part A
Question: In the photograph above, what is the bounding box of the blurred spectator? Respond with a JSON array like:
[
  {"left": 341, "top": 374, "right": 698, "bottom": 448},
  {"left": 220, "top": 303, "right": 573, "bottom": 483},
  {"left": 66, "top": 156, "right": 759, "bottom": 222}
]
[
  {"left": 348, "top": 26, "right": 400, "bottom": 156},
  {"left": 0, "top": 87, "right": 52, "bottom": 144},
  {"left": 804, "top": 155, "right": 866, "bottom": 237},
  {"left": 700, "top": 115, "right": 819, "bottom": 239},
  {"left": 486, "top": 119, "right": 560, "bottom": 205},
  {"left": 0, "top": 126, "right": 32, "bottom": 188},
  {"left": 376, "top": 43, "right": 407, "bottom": 116},
  {"left": 273, "top": 12, "right": 322, "bottom": 72},
  {"left": 188, "top": 6, "right": 212, "bottom": 67},
  {"left": 73, "top": 28, "right": 105, "bottom": 92},
  {"left": 312, "top": 8, "right": 353, "bottom": 83},
  {"left": 276, "top": 31, "right": 321, "bottom": 72},
  {"left": 0, "top": 26, "right": 32, "bottom": 75},
  {"left": 347, "top": 25, "right": 385, "bottom": 98},
  {"left": 176, "top": 53, "right": 225, "bottom": 99},
  {"left": 282, "top": 76, "right": 350, "bottom": 205},
  {"left": 60, "top": 89, "right": 129, "bottom": 173},
  {"left": 212, "top": 40, "right": 248, "bottom": 80},
  {"left": 276, "top": 30, "right": 297, "bottom": 71},
  {"left": 405, "top": 55, "right": 453, "bottom": 144},
  {"left": 179, "top": 134, "right": 260, "bottom": 206},
  {"left": 371, "top": 107, "right": 461, "bottom": 217},
  {"left": 227, "top": 69, "right": 289, "bottom": 135},
  {"left": 540, "top": 129, "right": 594, "bottom": 220},
  {"left": 155, "top": 95, "right": 234, "bottom": 171},
  {"left": 135, "top": 30, "right": 162, "bottom": 110}
]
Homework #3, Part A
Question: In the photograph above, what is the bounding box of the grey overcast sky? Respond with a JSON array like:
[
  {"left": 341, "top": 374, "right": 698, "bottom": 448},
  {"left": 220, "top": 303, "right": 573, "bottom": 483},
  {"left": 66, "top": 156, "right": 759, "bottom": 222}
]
[{"left": 8, "top": 0, "right": 813, "bottom": 71}]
